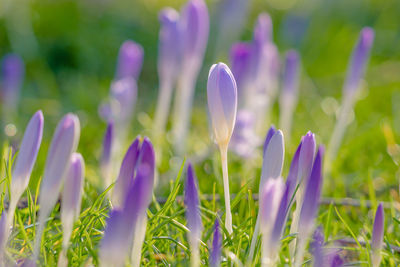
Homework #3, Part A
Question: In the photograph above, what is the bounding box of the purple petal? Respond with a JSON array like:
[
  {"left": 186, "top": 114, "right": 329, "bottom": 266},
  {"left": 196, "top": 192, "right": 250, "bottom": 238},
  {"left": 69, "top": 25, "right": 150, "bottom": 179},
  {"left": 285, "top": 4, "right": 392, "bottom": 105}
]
[
  {"left": 299, "top": 146, "right": 324, "bottom": 232},
  {"left": 311, "top": 227, "right": 324, "bottom": 267},
  {"left": 209, "top": 219, "right": 221, "bottom": 267},
  {"left": 112, "top": 137, "right": 141, "bottom": 207},
  {"left": 62, "top": 153, "right": 85, "bottom": 220},
  {"left": 185, "top": 163, "right": 202, "bottom": 243},
  {"left": 344, "top": 27, "right": 374, "bottom": 93},
  {"left": 115, "top": 40, "right": 144, "bottom": 80},
  {"left": 371, "top": 203, "right": 384, "bottom": 251},
  {"left": 230, "top": 42, "right": 252, "bottom": 95},
  {"left": 259, "top": 178, "right": 285, "bottom": 233},
  {"left": 207, "top": 62, "right": 238, "bottom": 145},
  {"left": 253, "top": 13, "right": 273, "bottom": 47},
  {"left": 285, "top": 140, "right": 302, "bottom": 198},
  {"left": 100, "top": 121, "right": 114, "bottom": 186},
  {"left": 158, "top": 8, "right": 181, "bottom": 84},
  {"left": 11, "top": 110, "right": 44, "bottom": 198},
  {"left": 180, "top": 0, "right": 209, "bottom": 67},
  {"left": 41, "top": 113, "right": 80, "bottom": 194},
  {"left": 263, "top": 125, "right": 277, "bottom": 156},
  {"left": 298, "top": 131, "right": 316, "bottom": 185},
  {"left": 270, "top": 182, "right": 290, "bottom": 246}
]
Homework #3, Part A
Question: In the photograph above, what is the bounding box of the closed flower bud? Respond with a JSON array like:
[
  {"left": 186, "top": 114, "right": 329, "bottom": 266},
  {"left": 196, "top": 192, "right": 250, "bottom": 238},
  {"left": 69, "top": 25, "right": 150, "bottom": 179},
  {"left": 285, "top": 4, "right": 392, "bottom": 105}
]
[{"left": 115, "top": 40, "right": 144, "bottom": 80}]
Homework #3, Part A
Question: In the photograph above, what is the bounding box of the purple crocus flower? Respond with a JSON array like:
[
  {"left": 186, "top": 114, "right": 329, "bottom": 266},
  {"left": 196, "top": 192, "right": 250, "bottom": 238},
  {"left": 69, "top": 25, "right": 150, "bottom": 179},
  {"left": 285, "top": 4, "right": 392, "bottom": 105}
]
[
  {"left": 112, "top": 137, "right": 155, "bottom": 208},
  {"left": 185, "top": 163, "right": 202, "bottom": 267},
  {"left": 311, "top": 227, "right": 324, "bottom": 267},
  {"left": 100, "top": 161, "right": 154, "bottom": 267},
  {"left": 295, "top": 146, "right": 324, "bottom": 267},
  {"left": 7, "top": 111, "right": 43, "bottom": 232},
  {"left": 207, "top": 63, "right": 238, "bottom": 147},
  {"left": 371, "top": 203, "right": 384, "bottom": 267},
  {"left": 33, "top": 113, "right": 80, "bottom": 261},
  {"left": 100, "top": 122, "right": 114, "bottom": 189},
  {"left": 263, "top": 125, "right": 277, "bottom": 156},
  {"left": 115, "top": 40, "right": 144, "bottom": 81},
  {"left": 343, "top": 27, "right": 374, "bottom": 95},
  {"left": 230, "top": 43, "right": 252, "bottom": 100},
  {"left": 1, "top": 54, "right": 24, "bottom": 115},
  {"left": 253, "top": 13, "right": 273, "bottom": 46},
  {"left": 279, "top": 50, "right": 300, "bottom": 138},
  {"left": 209, "top": 219, "right": 221, "bottom": 267}
]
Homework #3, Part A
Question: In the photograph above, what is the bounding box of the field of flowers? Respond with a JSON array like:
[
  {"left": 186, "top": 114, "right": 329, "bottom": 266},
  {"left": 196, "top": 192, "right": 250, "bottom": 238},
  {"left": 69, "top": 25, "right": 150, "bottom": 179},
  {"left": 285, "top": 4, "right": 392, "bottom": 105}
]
[{"left": 0, "top": 0, "right": 400, "bottom": 266}]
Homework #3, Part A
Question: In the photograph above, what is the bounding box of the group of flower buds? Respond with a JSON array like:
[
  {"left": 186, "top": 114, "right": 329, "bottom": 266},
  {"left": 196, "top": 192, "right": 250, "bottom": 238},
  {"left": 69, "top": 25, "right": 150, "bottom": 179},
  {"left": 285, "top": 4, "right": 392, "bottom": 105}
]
[
  {"left": 153, "top": 0, "right": 209, "bottom": 155},
  {"left": 99, "top": 137, "right": 155, "bottom": 267}
]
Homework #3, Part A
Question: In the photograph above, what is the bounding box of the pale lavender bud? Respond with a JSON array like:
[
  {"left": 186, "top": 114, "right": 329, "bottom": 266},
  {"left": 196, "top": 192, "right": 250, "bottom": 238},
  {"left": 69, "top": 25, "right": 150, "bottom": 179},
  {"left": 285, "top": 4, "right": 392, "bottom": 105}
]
[
  {"left": 209, "top": 219, "right": 221, "bottom": 267},
  {"left": 1, "top": 54, "right": 24, "bottom": 112},
  {"left": 344, "top": 27, "right": 374, "bottom": 94},
  {"left": 253, "top": 13, "right": 273, "bottom": 47},
  {"left": 158, "top": 8, "right": 181, "bottom": 84},
  {"left": 34, "top": 113, "right": 80, "bottom": 260},
  {"left": 11, "top": 111, "right": 44, "bottom": 203},
  {"left": 263, "top": 125, "right": 277, "bottom": 156},
  {"left": 100, "top": 122, "right": 114, "bottom": 188},
  {"left": 207, "top": 63, "right": 238, "bottom": 147},
  {"left": 185, "top": 163, "right": 202, "bottom": 248},
  {"left": 282, "top": 50, "right": 300, "bottom": 97},
  {"left": 109, "top": 77, "right": 137, "bottom": 125},
  {"left": 270, "top": 183, "right": 290, "bottom": 247},
  {"left": 112, "top": 137, "right": 140, "bottom": 207},
  {"left": 230, "top": 110, "right": 260, "bottom": 158},
  {"left": 299, "top": 146, "right": 324, "bottom": 234},
  {"left": 297, "top": 132, "right": 316, "bottom": 187},
  {"left": 371, "top": 202, "right": 384, "bottom": 267},
  {"left": 230, "top": 42, "right": 252, "bottom": 98},
  {"left": 61, "top": 153, "right": 85, "bottom": 249},
  {"left": 180, "top": 0, "right": 209, "bottom": 71},
  {"left": 115, "top": 40, "right": 144, "bottom": 80},
  {"left": 259, "top": 130, "right": 284, "bottom": 195}
]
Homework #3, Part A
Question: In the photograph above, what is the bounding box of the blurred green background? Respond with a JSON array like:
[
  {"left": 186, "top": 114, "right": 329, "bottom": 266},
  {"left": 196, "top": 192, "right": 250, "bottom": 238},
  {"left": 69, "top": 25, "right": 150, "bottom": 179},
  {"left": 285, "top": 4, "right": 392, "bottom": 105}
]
[{"left": 1, "top": 0, "right": 400, "bottom": 201}]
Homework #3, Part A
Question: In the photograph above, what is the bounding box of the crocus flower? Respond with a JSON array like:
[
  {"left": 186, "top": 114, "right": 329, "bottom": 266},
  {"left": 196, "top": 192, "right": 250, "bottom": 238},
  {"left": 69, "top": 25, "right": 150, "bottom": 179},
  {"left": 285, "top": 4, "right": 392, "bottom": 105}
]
[
  {"left": 112, "top": 137, "right": 155, "bottom": 208},
  {"left": 185, "top": 163, "right": 202, "bottom": 267},
  {"left": 100, "top": 163, "right": 154, "bottom": 267},
  {"left": 230, "top": 43, "right": 252, "bottom": 101},
  {"left": 100, "top": 122, "right": 114, "bottom": 190},
  {"left": 7, "top": 111, "right": 43, "bottom": 234},
  {"left": 327, "top": 28, "right": 374, "bottom": 163},
  {"left": 259, "top": 177, "right": 285, "bottom": 267},
  {"left": 209, "top": 219, "right": 221, "bottom": 267},
  {"left": 295, "top": 146, "right": 324, "bottom": 267},
  {"left": 371, "top": 203, "right": 384, "bottom": 267},
  {"left": 154, "top": 8, "right": 181, "bottom": 133},
  {"left": 115, "top": 40, "right": 144, "bottom": 81},
  {"left": 279, "top": 50, "right": 300, "bottom": 139},
  {"left": 343, "top": 27, "right": 375, "bottom": 96},
  {"left": 0, "top": 212, "right": 7, "bottom": 262},
  {"left": 171, "top": 0, "right": 209, "bottom": 154},
  {"left": 1, "top": 54, "right": 24, "bottom": 116},
  {"left": 33, "top": 113, "right": 80, "bottom": 261},
  {"left": 207, "top": 62, "right": 237, "bottom": 234},
  {"left": 59, "top": 153, "right": 85, "bottom": 267},
  {"left": 311, "top": 227, "right": 324, "bottom": 267}
]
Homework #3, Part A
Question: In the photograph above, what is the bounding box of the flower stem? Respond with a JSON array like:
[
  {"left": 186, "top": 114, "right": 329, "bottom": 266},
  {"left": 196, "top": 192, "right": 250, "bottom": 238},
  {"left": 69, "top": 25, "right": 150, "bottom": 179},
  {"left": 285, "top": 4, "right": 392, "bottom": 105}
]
[{"left": 220, "top": 145, "right": 233, "bottom": 235}]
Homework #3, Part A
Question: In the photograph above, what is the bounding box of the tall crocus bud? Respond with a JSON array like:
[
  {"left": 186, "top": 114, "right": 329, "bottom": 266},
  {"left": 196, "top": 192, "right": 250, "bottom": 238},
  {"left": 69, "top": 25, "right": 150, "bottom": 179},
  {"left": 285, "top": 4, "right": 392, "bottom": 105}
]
[
  {"left": 343, "top": 27, "right": 374, "bottom": 96},
  {"left": 371, "top": 203, "right": 384, "bottom": 267},
  {"left": 207, "top": 62, "right": 237, "bottom": 234},
  {"left": 59, "top": 153, "right": 85, "bottom": 267},
  {"left": 253, "top": 13, "right": 273, "bottom": 46},
  {"left": 185, "top": 163, "right": 202, "bottom": 267},
  {"left": 209, "top": 219, "right": 221, "bottom": 267},
  {"left": 327, "top": 28, "right": 374, "bottom": 164},
  {"left": 33, "top": 114, "right": 80, "bottom": 261},
  {"left": 230, "top": 43, "right": 252, "bottom": 101},
  {"left": 171, "top": 0, "right": 209, "bottom": 154},
  {"left": 115, "top": 40, "right": 144, "bottom": 81},
  {"left": 7, "top": 111, "right": 43, "bottom": 234},
  {"left": 259, "top": 178, "right": 285, "bottom": 267},
  {"left": 154, "top": 8, "right": 181, "bottom": 134},
  {"left": 1, "top": 54, "right": 24, "bottom": 117},
  {"left": 100, "top": 160, "right": 154, "bottom": 267},
  {"left": 248, "top": 129, "right": 284, "bottom": 262},
  {"left": 279, "top": 50, "right": 300, "bottom": 140},
  {"left": 295, "top": 146, "right": 324, "bottom": 267},
  {"left": 100, "top": 122, "right": 114, "bottom": 190}
]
